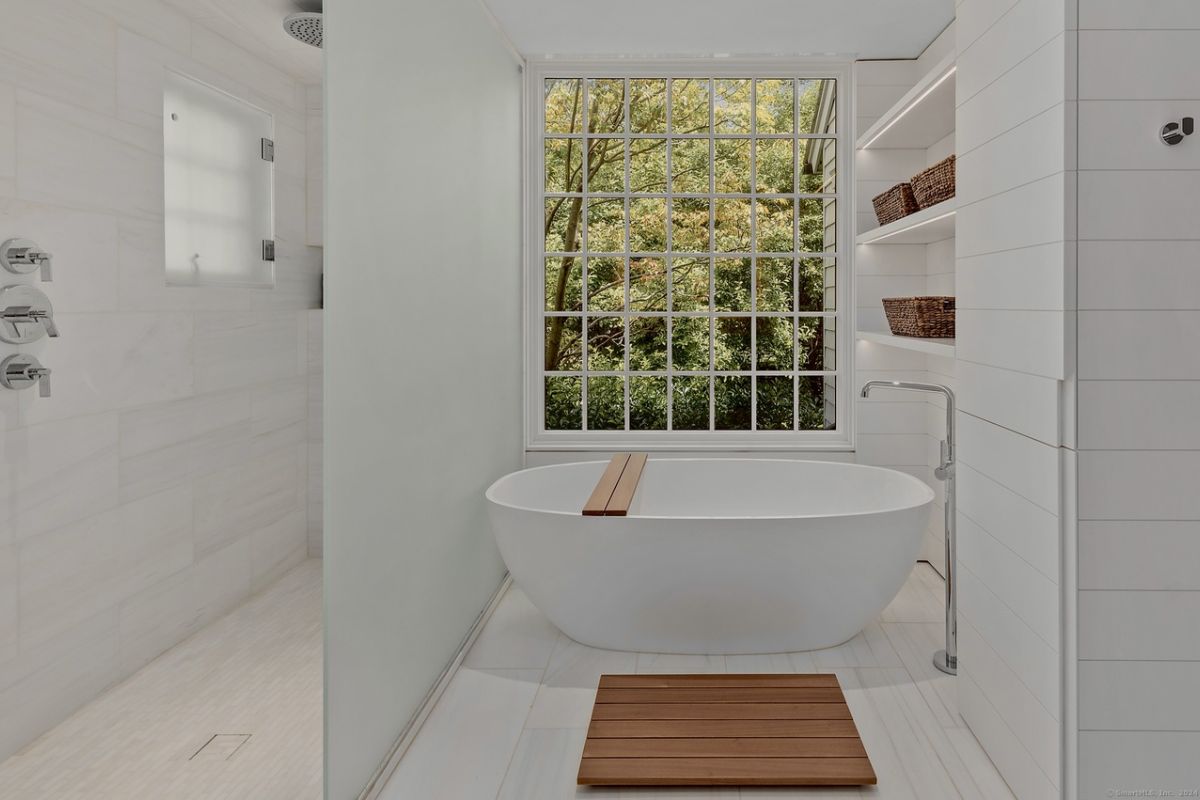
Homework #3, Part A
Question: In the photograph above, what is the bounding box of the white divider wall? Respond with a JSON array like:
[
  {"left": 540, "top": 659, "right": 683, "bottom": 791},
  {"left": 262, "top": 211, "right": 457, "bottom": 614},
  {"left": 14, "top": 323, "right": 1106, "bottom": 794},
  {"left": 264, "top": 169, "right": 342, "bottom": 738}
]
[
  {"left": 954, "top": 0, "right": 1075, "bottom": 797},
  {"left": 323, "top": 1, "right": 524, "bottom": 797}
]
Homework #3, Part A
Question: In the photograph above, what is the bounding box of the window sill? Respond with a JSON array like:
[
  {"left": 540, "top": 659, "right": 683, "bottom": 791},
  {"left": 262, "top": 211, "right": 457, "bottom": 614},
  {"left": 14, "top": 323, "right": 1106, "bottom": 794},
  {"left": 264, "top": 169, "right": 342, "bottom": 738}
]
[{"left": 526, "top": 431, "right": 855, "bottom": 452}]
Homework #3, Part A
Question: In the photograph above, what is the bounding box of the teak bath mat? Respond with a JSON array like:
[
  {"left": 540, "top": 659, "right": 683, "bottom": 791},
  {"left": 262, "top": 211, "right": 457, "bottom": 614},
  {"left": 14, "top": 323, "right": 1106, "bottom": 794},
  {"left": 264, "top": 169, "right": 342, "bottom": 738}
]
[{"left": 577, "top": 674, "right": 877, "bottom": 787}]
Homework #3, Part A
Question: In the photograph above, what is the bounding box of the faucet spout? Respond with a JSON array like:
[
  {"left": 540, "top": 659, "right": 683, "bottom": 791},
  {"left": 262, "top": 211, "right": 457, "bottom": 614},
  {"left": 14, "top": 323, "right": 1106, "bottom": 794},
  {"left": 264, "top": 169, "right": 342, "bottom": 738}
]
[
  {"left": 859, "top": 378, "right": 959, "bottom": 675},
  {"left": 860, "top": 380, "right": 955, "bottom": 463}
]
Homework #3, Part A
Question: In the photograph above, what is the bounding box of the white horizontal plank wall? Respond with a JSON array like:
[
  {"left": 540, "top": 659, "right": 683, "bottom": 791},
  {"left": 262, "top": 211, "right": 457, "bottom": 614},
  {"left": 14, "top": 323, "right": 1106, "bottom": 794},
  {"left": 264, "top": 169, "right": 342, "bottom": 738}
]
[
  {"left": 955, "top": 0, "right": 1075, "bottom": 797},
  {"left": 0, "top": 0, "right": 323, "bottom": 762},
  {"left": 1075, "top": 3, "right": 1200, "bottom": 797}
]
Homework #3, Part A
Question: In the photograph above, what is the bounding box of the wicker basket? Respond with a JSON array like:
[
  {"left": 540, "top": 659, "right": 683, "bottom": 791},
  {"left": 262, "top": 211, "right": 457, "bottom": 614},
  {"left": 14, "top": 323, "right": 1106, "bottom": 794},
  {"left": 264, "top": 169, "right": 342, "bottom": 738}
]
[
  {"left": 910, "top": 155, "right": 956, "bottom": 209},
  {"left": 872, "top": 183, "right": 920, "bottom": 226},
  {"left": 883, "top": 296, "right": 956, "bottom": 338}
]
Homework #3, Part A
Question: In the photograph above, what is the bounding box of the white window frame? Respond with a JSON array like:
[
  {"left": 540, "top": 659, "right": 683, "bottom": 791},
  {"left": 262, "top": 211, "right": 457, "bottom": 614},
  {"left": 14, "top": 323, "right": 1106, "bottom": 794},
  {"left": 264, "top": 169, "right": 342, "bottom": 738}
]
[{"left": 524, "top": 58, "right": 855, "bottom": 451}]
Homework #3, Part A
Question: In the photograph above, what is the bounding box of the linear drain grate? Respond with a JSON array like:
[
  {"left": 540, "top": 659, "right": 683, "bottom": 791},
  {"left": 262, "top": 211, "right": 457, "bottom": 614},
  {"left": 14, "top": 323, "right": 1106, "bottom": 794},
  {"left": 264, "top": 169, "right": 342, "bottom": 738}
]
[{"left": 190, "top": 734, "right": 251, "bottom": 761}]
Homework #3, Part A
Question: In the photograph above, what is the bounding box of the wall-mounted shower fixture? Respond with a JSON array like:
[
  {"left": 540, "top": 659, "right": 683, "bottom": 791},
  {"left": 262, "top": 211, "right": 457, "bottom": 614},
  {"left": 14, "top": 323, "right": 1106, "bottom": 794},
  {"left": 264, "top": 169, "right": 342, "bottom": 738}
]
[
  {"left": 1161, "top": 116, "right": 1194, "bottom": 146},
  {"left": 861, "top": 380, "right": 957, "bottom": 675},
  {"left": 0, "top": 354, "right": 51, "bottom": 397},
  {"left": 0, "top": 238, "right": 53, "bottom": 281},
  {"left": 0, "top": 285, "right": 59, "bottom": 344}
]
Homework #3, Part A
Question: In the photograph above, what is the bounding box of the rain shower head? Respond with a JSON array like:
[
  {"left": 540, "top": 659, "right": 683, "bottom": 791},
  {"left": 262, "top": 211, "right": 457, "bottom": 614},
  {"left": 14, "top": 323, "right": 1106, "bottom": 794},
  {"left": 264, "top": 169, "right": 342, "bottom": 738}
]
[{"left": 283, "top": 11, "right": 322, "bottom": 48}]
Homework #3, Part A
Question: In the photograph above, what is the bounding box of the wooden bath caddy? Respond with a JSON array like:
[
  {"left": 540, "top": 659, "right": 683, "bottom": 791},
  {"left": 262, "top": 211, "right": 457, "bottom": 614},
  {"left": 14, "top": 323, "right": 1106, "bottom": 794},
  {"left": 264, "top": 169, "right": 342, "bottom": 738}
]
[
  {"left": 581, "top": 453, "right": 648, "bottom": 516},
  {"left": 577, "top": 674, "right": 877, "bottom": 786}
]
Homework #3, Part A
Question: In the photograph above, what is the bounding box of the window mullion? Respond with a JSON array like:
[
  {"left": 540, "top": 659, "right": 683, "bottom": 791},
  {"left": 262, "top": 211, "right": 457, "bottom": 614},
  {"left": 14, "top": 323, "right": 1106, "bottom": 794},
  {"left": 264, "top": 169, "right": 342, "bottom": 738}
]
[
  {"left": 664, "top": 77, "right": 674, "bottom": 433},
  {"left": 707, "top": 78, "right": 716, "bottom": 432},
  {"left": 581, "top": 80, "right": 590, "bottom": 432},
  {"left": 623, "top": 78, "right": 632, "bottom": 432},
  {"left": 793, "top": 76, "right": 801, "bottom": 432},
  {"left": 749, "top": 77, "right": 758, "bottom": 432}
]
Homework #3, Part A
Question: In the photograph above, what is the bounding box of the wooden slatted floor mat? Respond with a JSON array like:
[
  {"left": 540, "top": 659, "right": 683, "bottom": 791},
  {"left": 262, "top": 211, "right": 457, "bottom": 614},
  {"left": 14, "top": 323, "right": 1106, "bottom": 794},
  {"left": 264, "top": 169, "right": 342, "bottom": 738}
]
[{"left": 578, "top": 674, "right": 877, "bottom": 787}]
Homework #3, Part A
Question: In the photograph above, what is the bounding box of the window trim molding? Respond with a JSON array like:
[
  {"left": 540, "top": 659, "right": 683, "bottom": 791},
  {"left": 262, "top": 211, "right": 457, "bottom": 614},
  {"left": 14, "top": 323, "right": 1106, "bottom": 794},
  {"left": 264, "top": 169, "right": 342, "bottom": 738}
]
[{"left": 523, "top": 58, "right": 856, "bottom": 452}]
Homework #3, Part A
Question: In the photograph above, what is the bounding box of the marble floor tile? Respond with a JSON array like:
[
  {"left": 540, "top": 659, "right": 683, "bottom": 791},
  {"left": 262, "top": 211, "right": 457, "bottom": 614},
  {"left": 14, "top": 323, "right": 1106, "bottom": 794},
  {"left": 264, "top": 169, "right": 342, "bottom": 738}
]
[
  {"left": 0, "top": 560, "right": 322, "bottom": 800},
  {"left": 382, "top": 565, "right": 1014, "bottom": 799}
]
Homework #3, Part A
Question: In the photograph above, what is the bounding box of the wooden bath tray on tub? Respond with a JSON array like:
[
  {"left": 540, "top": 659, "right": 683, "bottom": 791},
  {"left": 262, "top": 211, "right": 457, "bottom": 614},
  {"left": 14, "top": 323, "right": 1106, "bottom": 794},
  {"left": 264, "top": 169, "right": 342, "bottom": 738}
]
[
  {"left": 582, "top": 453, "right": 647, "bottom": 517},
  {"left": 578, "top": 674, "right": 877, "bottom": 786}
]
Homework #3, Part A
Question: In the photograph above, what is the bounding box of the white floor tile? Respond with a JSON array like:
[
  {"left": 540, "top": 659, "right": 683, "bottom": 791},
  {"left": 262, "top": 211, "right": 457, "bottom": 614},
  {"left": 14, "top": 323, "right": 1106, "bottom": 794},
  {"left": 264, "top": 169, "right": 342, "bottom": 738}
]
[
  {"left": 526, "top": 636, "right": 637, "bottom": 729},
  {"left": 496, "top": 727, "right": 615, "bottom": 800},
  {"left": 0, "top": 560, "right": 322, "bottom": 800},
  {"left": 636, "top": 652, "right": 727, "bottom": 674},
  {"left": 464, "top": 586, "right": 561, "bottom": 670},
  {"left": 379, "top": 667, "right": 542, "bottom": 800},
  {"left": 726, "top": 651, "right": 819, "bottom": 673},
  {"left": 382, "top": 567, "right": 1013, "bottom": 800},
  {"left": 812, "top": 623, "right": 904, "bottom": 670},
  {"left": 881, "top": 622, "right": 962, "bottom": 729},
  {"left": 880, "top": 564, "right": 946, "bottom": 623}
]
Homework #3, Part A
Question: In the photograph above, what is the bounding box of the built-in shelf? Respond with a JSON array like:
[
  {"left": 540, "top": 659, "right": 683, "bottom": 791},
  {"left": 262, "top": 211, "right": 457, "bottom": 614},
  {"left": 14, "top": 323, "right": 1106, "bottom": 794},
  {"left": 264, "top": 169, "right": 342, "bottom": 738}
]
[
  {"left": 856, "top": 198, "right": 956, "bottom": 245},
  {"left": 857, "top": 53, "right": 956, "bottom": 151},
  {"left": 856, "top": 329, "right": 956, "bottom": 357}
]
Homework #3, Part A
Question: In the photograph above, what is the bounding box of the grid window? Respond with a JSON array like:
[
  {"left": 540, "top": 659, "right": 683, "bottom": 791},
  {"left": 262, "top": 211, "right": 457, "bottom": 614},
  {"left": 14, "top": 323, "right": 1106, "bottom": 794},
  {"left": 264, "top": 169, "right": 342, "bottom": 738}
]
[{"left": 539, "top": 72, "right": 842, "bottom": 439}]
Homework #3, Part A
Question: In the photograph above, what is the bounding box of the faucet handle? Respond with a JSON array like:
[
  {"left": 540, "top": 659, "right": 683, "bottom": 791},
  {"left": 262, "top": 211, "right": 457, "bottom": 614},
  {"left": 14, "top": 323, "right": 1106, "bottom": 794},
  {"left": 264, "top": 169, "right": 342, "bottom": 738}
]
[
  {"left": 0, "top": 286, "right": 58, "bottom": 344},
  {"left": 30, "top": 366, "right": 51, "bottom": 398},
  {"left": 29, "top": 308, "right": 58, "bottom": 338},
  {"left": 934, "top": 439, "right": 953, "bottom": 480},
  {"left": 0, "top": 238, "right": 52, "bottom": 281},
  {"left": 0, "top": 354, "right": 51, "bottom": 398}
]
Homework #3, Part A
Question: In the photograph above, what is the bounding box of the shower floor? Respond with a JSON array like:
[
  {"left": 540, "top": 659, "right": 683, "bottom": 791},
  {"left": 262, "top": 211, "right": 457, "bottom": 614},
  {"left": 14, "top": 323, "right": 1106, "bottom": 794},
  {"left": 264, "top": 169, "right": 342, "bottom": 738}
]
[
  {"left": 0, "top": 560, "right": 322, "bottom": 800},
  {"left": 380, "top": 563, "right": 1015, "bottom": 799}
]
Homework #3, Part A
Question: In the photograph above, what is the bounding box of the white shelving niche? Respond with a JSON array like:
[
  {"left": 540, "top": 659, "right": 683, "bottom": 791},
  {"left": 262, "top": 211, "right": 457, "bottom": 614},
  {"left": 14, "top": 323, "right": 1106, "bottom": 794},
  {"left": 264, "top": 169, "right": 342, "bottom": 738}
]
[{"left": 853, "top": 32, "right": 957, "bottom": 574}]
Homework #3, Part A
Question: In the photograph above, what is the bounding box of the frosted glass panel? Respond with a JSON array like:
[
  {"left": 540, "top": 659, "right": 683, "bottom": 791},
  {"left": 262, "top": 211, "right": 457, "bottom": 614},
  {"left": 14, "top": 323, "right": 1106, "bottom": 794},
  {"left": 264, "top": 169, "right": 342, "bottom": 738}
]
[{"left": 164, "top": 71, "right": 274, "bottom": 287}]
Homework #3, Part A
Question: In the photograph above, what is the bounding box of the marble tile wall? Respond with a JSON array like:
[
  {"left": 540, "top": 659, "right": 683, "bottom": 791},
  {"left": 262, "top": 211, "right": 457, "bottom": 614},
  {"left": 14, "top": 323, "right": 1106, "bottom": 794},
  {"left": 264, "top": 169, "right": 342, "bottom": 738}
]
[{"left": 0, "top": 0, "right": 323, "bottom": 761}]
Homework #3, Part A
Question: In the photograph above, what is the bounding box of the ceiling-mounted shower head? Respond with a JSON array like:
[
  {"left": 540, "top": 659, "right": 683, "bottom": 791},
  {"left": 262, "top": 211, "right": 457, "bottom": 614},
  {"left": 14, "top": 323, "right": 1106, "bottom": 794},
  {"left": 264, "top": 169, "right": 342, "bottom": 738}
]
[{"left": 283, "top": 11, "right": 322, "bottom": 48}]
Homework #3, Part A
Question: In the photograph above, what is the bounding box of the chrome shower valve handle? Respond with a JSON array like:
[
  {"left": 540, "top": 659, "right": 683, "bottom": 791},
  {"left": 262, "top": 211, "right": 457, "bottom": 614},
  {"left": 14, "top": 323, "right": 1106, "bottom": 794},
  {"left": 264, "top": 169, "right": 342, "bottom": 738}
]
[
  {"left": 0, "top": 354, "right": 52, "bottom": 398},
  {"left": 0, "top": 285, "right": 59, "bottom": 344},
  {"left": 0, "top": 238, "right": 53, "bottom": 281}
]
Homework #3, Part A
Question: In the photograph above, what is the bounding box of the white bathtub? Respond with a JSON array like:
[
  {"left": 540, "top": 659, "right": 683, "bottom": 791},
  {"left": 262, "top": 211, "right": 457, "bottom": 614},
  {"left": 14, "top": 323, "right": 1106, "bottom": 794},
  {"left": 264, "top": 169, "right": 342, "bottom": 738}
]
[{"left": 485, "top": 458, "right": 934, "bottom": 654}]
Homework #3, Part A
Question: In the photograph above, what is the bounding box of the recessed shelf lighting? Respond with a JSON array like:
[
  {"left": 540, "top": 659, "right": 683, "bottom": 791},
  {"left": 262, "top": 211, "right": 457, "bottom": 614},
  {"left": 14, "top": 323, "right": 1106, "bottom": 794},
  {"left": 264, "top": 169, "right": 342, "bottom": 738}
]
[{"left": 859, "top": 63, "right": 956, "bottom": 150}]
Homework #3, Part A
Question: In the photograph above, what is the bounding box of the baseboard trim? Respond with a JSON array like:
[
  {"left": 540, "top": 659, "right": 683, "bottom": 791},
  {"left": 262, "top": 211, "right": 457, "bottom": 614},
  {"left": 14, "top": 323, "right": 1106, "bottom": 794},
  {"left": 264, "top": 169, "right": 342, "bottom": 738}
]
[{"left": 356, "top": 573, "right": 513, "bottom": 800}]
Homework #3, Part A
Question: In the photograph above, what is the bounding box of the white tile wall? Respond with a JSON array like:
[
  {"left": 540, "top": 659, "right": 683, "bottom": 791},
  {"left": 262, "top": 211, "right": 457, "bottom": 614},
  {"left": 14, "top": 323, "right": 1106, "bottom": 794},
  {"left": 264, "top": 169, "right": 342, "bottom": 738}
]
[
  {"left": 307, "top": 311, "right": 323, "bottom": 556},
  {"left": 0, "top": 0, "right": 322, "bottom": 762},
  {"left": 1079, "top": 521, "right": 1200, "bottom": 590},
  {"left": 1079, "top": 732, "right": 1200, "bottom": 800},
  {"left": 954, "top": 3, "right": 1074, "bottom": 795},
  {"left": 1079, "top": 0, "right": 1200, "bottom": 29},
  {"left": 1075, "top": 3, "right": 1200, "bottom": 791}
]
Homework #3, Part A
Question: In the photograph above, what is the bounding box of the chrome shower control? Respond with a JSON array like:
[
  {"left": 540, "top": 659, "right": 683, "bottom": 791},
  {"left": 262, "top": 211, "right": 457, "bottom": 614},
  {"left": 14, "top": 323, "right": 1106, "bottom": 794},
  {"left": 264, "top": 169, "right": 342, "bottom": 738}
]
[
  {"left": 0, "top": 285, "right": 59, "bottom": 344},
  {"left": 0, "top": 238, "right": 53, "bottom": 281},
  {"left": 0, "top": 354, "right": 52, "bottom": 397}
]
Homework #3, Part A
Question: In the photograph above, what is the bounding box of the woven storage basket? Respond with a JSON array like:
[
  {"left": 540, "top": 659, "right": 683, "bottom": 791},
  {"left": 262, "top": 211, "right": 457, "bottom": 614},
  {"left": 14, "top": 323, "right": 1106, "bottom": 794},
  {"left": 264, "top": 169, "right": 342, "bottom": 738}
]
[
  {"left": 883, "top": 296, "right": 956, "bottom": 338},
  {"left": 910, "top": 155, "right": 956, "bottom": 209},
  {"left": 872, "top": 183, "right": 920, "bottom": 226}
]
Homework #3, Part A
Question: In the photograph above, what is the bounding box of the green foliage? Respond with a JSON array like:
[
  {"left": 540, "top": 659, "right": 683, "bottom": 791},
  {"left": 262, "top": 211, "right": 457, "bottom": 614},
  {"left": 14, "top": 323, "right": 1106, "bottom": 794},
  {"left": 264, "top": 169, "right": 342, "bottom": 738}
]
[{"left": 542, "top": 77, "right": 838, "bottom": 433}]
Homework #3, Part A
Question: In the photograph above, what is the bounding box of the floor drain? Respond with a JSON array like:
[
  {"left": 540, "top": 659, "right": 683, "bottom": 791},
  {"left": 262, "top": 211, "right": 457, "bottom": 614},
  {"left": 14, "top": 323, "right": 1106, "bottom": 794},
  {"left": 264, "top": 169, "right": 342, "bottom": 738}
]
[{"left": 189, "top": 734, "right": 252, "bottom": 761}]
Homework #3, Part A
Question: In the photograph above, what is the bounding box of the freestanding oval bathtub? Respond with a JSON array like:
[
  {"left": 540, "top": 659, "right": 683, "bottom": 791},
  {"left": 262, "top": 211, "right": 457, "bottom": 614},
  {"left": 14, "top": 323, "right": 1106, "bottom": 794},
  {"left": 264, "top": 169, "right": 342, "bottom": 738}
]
[{"left": 485, "top": 458, "right": 934, "bottom": 654}]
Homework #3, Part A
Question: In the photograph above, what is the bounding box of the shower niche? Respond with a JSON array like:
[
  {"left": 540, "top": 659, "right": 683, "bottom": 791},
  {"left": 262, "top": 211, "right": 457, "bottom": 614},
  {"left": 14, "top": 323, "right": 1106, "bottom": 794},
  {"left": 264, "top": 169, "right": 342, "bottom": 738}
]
[{"left": 163, "top": 70, "right": 276, "bottom": 289}]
